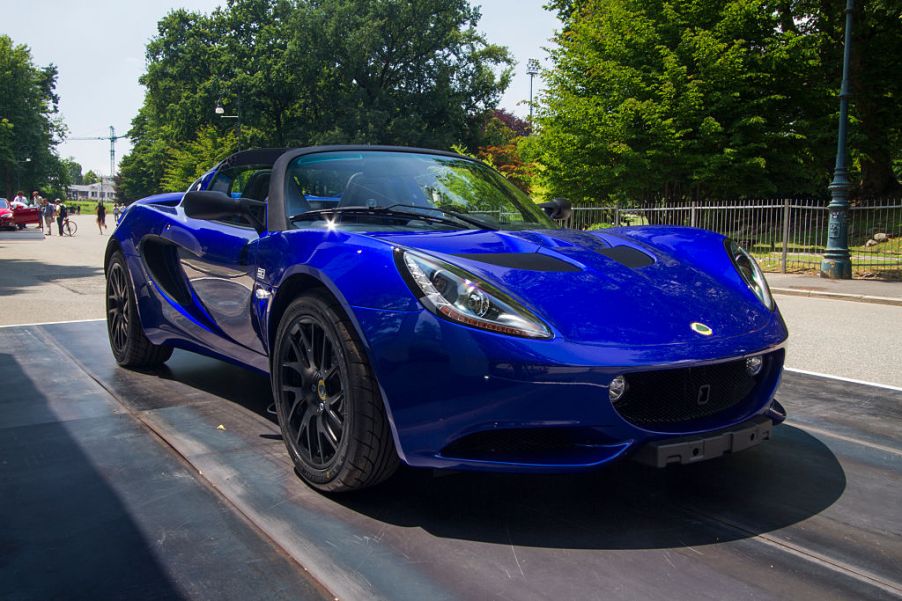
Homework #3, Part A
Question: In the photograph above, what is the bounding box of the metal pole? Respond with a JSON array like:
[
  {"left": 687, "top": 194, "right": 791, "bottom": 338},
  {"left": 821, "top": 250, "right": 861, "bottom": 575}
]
[
  {"left": 109, "top": 126, "right": 115, "bottom": 177},
  {"left": 821, "top": 0, "right": 855, "bottom": 279},
  {"left": 237, "top": 95, "right": 242, "bottom": 150},
  {"left": 526, "top": 59, "right": 540, "bottom": 130},
  {"left": 781, "top": 198, "right": 790, "bottom": 273}
]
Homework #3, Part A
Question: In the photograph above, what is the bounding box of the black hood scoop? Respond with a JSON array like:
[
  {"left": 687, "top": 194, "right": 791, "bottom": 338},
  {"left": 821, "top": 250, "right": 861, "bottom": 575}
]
[
  {"left": 595, "top": 246, "right": 655, "bottom": 268},
  {"left": 454, "top": 253, "right": 582, "bottom": 272}
]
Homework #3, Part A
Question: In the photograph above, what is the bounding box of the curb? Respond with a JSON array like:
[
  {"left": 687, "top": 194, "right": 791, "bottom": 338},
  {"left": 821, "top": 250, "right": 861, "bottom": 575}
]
[{"left": 771, "top": 287, "right": 902, "bottom": 307}]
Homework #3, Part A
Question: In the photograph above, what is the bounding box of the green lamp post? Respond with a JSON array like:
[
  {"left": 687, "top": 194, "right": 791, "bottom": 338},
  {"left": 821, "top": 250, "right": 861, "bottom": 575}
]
[{"left": 821, "top": 0, "right": 855, "bottom": 279}]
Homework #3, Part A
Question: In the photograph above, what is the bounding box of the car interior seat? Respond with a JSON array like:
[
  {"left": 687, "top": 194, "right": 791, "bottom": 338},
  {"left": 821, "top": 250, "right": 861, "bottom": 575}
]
[{"left": 338, "top": 172, "right": 431, "bottom": 209}]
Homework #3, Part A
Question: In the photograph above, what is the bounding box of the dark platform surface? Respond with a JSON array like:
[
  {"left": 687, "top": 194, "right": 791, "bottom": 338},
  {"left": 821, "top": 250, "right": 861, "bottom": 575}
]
[{"left": 2, "top": 320, "right": 901, "bottom": 600}]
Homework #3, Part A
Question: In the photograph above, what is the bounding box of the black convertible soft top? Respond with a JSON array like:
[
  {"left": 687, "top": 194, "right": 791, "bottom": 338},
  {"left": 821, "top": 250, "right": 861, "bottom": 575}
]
[{"left": 219, "top": 148, "right": 289, "bottom": 169}]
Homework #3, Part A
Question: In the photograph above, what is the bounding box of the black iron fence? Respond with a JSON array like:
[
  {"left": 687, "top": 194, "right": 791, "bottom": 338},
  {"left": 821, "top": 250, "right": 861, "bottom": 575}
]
[{"left": 560, "top": 199, "right": 902, "bottom": 278}]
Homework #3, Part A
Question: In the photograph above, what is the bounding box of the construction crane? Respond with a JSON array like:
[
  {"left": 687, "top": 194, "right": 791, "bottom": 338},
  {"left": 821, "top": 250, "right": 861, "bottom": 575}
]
[{"left": 68, "top": 126, "right": 129, "bottom": 177}]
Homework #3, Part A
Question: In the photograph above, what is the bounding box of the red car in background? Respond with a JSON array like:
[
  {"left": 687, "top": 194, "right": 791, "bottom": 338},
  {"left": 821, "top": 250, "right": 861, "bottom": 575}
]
[{"left": 0, "top": 198, "right": 41, "bottom": 230}]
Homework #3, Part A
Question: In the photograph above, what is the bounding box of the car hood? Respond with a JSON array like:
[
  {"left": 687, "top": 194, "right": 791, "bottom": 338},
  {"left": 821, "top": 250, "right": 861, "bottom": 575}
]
[{"left": 364, "top": 228, "right": 776, "bottom": 346}]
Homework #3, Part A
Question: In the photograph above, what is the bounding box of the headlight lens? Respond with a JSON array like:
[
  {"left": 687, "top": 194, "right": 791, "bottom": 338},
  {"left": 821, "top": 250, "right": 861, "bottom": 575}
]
[
  {"left": 396, "top": 249, "right": 552, "bottom": 339},
  {"left": 727, "top": 239, "right": 774, "bottom": 310}
]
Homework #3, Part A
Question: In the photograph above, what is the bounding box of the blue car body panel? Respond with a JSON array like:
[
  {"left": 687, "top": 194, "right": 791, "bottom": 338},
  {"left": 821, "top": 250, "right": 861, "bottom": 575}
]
[{"left": 110, "top": 148, "right": 787, "bottom": 473}]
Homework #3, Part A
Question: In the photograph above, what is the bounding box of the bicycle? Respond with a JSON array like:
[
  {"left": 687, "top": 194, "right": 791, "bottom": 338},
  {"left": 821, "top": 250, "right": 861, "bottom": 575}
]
[{"left": 62, "top": 217, "right": 78, "bottom": 236}]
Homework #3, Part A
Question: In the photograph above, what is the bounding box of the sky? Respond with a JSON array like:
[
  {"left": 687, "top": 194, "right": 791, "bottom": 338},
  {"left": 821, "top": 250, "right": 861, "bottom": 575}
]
[{"left": 1, "top": 0, "right": 559, "bottom": 176}]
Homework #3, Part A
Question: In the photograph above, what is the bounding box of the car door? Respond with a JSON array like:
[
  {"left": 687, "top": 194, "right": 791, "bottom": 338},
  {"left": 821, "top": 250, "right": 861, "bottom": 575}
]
[{"left": 164, "top": 165, "right": 269, "bottom": 354}]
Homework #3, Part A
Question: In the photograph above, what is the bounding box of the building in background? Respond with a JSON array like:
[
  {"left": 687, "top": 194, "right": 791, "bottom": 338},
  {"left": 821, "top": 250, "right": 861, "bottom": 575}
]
[{"left": 67, "top": 176, "right": 117, "bottom": 201}]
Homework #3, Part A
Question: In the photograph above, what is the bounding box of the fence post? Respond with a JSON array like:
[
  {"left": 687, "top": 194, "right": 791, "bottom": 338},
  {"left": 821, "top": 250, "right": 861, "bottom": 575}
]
[
  {"left": 690, "top": 201, "right": 697, "bottom": 228},
  {"left": 614, "top": 202, "right": 621, "bottom": 227},
  {"left": 781, "top": 198, "right": 790, "bottom": 273}
]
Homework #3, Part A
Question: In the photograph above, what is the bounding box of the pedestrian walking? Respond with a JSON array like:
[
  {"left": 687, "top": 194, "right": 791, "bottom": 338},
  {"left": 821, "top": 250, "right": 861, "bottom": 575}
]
[
  {"left": 56, "top": 199, "right": 67, "bottom": 236},
  {"left": 113, "top": 203, "right": 121, "bottom": 223},
  {"left": 96, "top": 201, "right": 107, "bottom": 234},
  {"left": 42, "top": 199, "right": 55, "bottom": 235}
]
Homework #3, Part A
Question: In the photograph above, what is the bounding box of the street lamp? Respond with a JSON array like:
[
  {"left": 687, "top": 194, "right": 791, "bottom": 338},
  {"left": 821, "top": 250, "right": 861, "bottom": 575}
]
[
  {"left": 526, "top": 58, "right": 540, "bottom": 128},
  {"left": 215, "top": 97, "right": 242, "bottom": 150},
  {"left": 15, "top": 157, "right": 31, "bottom": 191},
  {"left": 821, "top": 0, "right": 855, "bottom": 279}
]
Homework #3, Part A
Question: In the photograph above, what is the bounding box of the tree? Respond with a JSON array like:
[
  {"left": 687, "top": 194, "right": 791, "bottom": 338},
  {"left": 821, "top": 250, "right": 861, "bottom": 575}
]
[
  {"left": 535, "top": 0, "right": 837, "bottom": 204},
  {"left": 160, "top": 126, "right": 237, "bottom": 191},
  {"left": 535, "top": 0, "right": 900, "bottom": 203},
  {"left": 117, "top": 0, "right": 513, "bottom": 199},
  {"left": 83, "top": 169, "right": 99, "bottom": 185},
  {"left": 61, "top": 157, "right": 83, "bottom": 185},
  {"left": 0, "top": 35, "right": 66, "bottom": 198}
]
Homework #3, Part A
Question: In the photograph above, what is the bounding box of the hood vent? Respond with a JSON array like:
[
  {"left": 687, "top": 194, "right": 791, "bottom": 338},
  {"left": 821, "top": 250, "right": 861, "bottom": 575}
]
[
  {"left": 454, "top": 253, "right": 582, "bottom": 272},
  {"left": 596, "top": 246, "right": 655, "bottom": 268}
]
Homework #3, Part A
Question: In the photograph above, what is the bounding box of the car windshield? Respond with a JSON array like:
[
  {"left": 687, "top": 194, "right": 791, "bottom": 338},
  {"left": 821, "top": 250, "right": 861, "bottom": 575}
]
[
  {"left": 0, "top": 199, "right": 8, "bottom": 209},
  {"left": 285, "top": 151, "right": 556, "bottom": 232}
]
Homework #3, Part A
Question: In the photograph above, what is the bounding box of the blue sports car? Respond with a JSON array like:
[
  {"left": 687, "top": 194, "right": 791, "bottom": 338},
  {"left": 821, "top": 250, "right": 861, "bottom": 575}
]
[{"left": 106, "top": 146, "right": 787, "bottom": 492}]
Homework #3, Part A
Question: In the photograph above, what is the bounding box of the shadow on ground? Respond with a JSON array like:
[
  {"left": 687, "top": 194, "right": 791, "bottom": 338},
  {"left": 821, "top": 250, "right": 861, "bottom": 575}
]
[{"left": 0, "top": 258, "right": 102, "bottom": 297}]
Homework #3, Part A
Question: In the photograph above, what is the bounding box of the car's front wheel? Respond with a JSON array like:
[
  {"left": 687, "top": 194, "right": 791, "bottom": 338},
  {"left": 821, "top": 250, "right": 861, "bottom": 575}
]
[
  {"left": 106, "top": 251, "right": 173, "bottom": 367},
  {"left": 272, "top": 292, "right": 399, "bottom": 492}
]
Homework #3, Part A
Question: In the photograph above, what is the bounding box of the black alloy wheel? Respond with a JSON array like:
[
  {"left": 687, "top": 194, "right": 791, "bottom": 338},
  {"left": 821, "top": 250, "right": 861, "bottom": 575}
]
[
  {"left": 280, "top": 315, "right": 348, "bottom": 468},
  {"left": 105, "top": 251, "right": 173, "bottom": 367},
  {"left": 273, "top": 292, "right": 398, "bottom": 492},
  {"left": 107, "top": 261, "right": 131, "bottom": 355}
]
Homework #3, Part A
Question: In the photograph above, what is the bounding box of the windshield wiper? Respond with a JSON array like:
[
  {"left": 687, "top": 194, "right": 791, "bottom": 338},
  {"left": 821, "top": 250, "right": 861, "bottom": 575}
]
[
  {"left": 288, "top": 205, "right": 476, "bottom": 229},
  {"left": 381, "top": 203, "right": 499, "bottom": 230}
]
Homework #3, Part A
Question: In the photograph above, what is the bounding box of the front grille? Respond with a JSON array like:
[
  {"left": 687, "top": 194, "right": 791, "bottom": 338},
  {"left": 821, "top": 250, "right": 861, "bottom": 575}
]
[{"left": 613, "top": 355, "right": 771, "bottom": 428}]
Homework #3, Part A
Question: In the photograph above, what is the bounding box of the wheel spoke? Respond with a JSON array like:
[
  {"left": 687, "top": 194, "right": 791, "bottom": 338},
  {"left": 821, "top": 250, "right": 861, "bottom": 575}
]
[
  {"left": 296, "top": 407, "right": 313, "bottom": 446},
  {"left": 325, "top": 406, "right": 343, "bottom": 429},
  {"left": 319, "top": 417, "right": 338, "bottom": 450}
]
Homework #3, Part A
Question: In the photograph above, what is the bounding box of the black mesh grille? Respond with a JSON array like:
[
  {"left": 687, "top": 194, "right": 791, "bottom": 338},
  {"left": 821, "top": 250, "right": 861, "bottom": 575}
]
[{"left": 613, "top": 355, "right": 770, "bottom": 428}]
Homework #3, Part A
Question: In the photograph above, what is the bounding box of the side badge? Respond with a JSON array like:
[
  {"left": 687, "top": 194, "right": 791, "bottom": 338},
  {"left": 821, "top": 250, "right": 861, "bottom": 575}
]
[
  {"left": 256, "top": 267, "right": 266, "bottom": 280},
  {"left": 690, "top": 322, "right": 713, "bottom": 336}
]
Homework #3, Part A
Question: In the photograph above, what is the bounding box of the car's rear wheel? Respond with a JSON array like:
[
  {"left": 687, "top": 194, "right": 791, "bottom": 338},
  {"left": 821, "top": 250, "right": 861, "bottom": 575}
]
[
  {"left": 272, "top": 292, "right": 399, "bottom": 492},
  {"left": 106, "top": 251, "right": 173, "bottom": 367}
]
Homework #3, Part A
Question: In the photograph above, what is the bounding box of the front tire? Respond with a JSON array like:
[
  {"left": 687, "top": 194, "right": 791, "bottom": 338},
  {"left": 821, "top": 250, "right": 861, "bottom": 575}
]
[
  {"left": 106, "top": 251, "right": 173, "bottom": 367},
  {"left": 272, "top": 292, "right": 399, "bottom": 492}
]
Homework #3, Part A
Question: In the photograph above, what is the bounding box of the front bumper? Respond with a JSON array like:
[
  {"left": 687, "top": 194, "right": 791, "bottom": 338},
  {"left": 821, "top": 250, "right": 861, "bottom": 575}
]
[{"left": 353, "top": 307, "right": 788, "bottom": 472}]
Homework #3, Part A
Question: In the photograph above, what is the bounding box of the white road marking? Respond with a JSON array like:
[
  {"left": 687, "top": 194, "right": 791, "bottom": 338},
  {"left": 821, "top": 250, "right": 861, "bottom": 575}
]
[
  {"left": 784, "top": 367, "right": 902, "bottom": 393},
  {"left": 0, "top": 318, "right": 104, "bottom": 329}
]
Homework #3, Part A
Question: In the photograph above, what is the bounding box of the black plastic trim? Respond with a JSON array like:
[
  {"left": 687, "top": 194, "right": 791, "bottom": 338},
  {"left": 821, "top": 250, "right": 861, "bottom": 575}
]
[
  {"left": 454, "top": 253, "right": 582, "bottom": 272},
  {"left": 595, "top": 246, "right": 655, "bottom": 268}
]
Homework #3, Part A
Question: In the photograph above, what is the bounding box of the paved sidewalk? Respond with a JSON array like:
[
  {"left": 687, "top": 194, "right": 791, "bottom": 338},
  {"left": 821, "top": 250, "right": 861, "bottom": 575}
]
[{"left": 766, "top": 273, "right": 902, "bottom": 306}]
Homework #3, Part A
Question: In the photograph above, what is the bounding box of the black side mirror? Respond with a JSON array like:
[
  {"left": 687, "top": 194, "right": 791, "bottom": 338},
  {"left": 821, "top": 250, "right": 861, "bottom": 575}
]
[
  {"left": 181, "top": 191, "right": 265, "bottom": 233},
  {"left": 539, "top": 197, "right": 572, "bottom": 221}
]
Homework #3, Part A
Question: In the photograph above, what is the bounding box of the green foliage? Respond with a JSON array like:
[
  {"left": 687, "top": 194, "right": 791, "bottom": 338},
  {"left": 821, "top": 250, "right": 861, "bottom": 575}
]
[
  {"left": 533, "top": 0, "right": 901, "bottom": 203},
  {"left": 0, "top": 35, "right": 66, "bottom": 198},
  {"left": 83, "top": 169, "right": 98, "bottom": 184},
  {"left": 117, "top": 0, "right": 513, "bottom": 200},
  {"left": 62, "top": 157, "right": 83, "bottom": 185},
  {"left": 160, "top": 126, "right": 237, "bottom": 191}
]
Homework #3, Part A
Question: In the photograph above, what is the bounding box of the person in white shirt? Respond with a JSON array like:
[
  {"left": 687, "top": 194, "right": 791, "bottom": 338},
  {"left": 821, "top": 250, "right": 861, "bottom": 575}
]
[{"left": 10, "top": 193, "right": 27, "bottom": 209}]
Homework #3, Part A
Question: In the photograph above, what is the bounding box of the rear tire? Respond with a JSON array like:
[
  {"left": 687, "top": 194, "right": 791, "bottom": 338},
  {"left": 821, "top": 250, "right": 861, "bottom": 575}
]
[
  {"left": 106, "top": 251, "right": 173, "bottom": 367},
  {"left": 272, "top": 292, "right": 399, "bottom": 492}
]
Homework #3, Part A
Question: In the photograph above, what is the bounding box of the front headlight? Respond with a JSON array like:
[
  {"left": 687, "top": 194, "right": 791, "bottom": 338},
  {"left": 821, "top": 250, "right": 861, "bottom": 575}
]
[
  {"left": 395, "top": 248, "right": 552, "bottom": 339},
  {"left": 727, "top": 239, "right": 774, "bottom": 310}
]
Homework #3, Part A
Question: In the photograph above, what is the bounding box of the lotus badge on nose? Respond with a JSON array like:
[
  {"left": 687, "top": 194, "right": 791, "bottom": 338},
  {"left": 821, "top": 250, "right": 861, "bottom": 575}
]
[{"left": 691, "top": 322, "right": 713, "bottom": 336}]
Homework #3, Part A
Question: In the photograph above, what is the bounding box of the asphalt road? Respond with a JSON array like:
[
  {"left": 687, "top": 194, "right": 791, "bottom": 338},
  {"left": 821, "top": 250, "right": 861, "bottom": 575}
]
[
  {"left": 777, "top": 295, "right": 902, "bottom": 388},
  {"left": 0, "top": 216, "right": 108, "bottom": 325},
  {"left": 2, "top": 320, "right": 899, "bottom": 601}
]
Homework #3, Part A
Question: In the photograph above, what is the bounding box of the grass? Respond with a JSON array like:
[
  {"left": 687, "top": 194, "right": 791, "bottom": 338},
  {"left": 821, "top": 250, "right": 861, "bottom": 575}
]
[{"left": 62, "top": 200, "right": 117, "bottom": 214}]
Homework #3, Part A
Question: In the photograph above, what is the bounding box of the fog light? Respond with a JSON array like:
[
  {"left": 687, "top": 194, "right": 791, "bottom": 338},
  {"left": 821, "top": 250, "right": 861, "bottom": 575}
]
[
  {"left": 609, "top": 375, "right": 627, "bottom": 403},
  {"left": 746, "top": 355, "right": 764, "bottom": 376}
]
